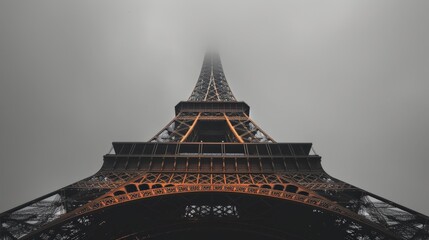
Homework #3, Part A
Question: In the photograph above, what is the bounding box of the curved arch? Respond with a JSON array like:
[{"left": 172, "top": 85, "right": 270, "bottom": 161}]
[
  {"left": 24, "top": 191, "right": 394, "bottom": 240},
  {"left": 69, "top": 183, "right": 389, "bottom": 239},
  {"left": 77, "top": 184, "right": 331, "bottom": 215},
  {"left": 67, "top": 185, "right": 396, "bottom": 239}
]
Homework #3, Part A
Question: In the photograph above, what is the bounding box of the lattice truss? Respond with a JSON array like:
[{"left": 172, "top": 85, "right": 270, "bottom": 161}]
[
  {"left": 284, "top": 172, "right": 429, "bottom": 239},
  {"left": 228, "top": 113, "right": 274, "bottom": 143},
  {"left": 102, "top": 172, "right": 426, "bottom": 240},
  {"left": 315, "top": 183, "right": 429, "bottom": 240},
  {"left": 0, "top": 194, "right": 65, "bottom": 240},
  {"left": 1, "top": 170, "right": 428, "bottom": 239},
  {"left": 87, "top": 172, "right": 429, "bottom": 240},
  {"left": 188, "top": 53, "right": 236, "bottom": 102},
  {"left": 20, "top": 195, "right": 390, "bottom": 240},
  {"left": 150, "top": 112, "right": 198, "bottom": 142},
  {"left": 1, "top": 172, "right": 334, "bottom": 240},
  {"left": 151, "top": 112, "right": 274, "bottom": 143},
  {"left": 150, "top": 52, "right": 273, "bottom": 143},
  {"left": 0, "top": 171, "right": 139, "bottom": 240},
  {"left": 183, "top": 205, "right": 239, "bottom": 219}
]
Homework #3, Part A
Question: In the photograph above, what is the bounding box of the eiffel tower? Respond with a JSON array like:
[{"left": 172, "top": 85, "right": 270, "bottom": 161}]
[{"left": 1, "top": 52, "right": 428, "bottom": 240}]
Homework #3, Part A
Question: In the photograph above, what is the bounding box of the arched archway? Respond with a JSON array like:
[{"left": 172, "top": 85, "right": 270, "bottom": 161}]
[{"left": 26, "top": 192, "right": 390, "bottom": 240}]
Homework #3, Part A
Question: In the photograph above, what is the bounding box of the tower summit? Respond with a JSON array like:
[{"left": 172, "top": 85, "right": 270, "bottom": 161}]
[
  {"left": 1, "top": 52, "right": 428, "bottom": 240},
  {"left": 188, "top": 52, "right": 236, "bottom": 102}
]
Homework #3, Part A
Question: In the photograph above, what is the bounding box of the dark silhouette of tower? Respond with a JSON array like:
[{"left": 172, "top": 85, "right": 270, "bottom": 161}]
[{"left": 1, "top": 52, "right": 428, "bottom": 240}]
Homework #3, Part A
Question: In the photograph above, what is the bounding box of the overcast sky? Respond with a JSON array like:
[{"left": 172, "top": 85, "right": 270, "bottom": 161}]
[{"left": 0, "top": 0, "right": 428, "bottom": 215}]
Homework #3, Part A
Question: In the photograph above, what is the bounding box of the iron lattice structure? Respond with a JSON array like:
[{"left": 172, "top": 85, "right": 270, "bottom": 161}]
[{"left": 1, "top": 53, "right": 428, "bottom": 240}]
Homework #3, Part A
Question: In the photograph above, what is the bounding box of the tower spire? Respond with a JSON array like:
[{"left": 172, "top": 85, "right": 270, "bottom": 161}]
[{"left": 188, "top": 52, "right": 236, "bottom": 102}]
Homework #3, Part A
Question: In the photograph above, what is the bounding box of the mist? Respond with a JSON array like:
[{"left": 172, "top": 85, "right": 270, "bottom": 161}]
[{"left": 0, "top": 0, "right": 428, "bottom": 215}]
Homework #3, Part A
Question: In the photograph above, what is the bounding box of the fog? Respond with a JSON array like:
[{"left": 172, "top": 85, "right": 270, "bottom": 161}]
[{"left": 0, "top": 0, "right": 428, "bottom": 215}]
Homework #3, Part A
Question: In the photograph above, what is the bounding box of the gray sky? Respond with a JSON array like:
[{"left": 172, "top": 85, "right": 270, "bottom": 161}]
[{"left": 0, "top": 0, "right": 428, "bottom": 215}]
